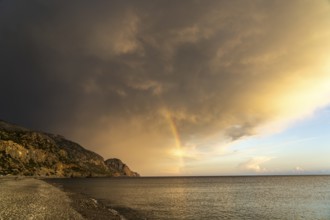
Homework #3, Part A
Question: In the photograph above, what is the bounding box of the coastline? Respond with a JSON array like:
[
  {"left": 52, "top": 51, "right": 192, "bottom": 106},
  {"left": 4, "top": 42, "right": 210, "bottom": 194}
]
[
  {"left": 44, "top": 178, "right": 147, "bottom": 220},
  {"left": 0, "top": 176, "right": 124, "bottom": 220},
  {"left": 44, "top": 178, "right": 125, "bottom": 220},
  {"left": 0, "top": 176, "right": 83, "bottom": 219}
]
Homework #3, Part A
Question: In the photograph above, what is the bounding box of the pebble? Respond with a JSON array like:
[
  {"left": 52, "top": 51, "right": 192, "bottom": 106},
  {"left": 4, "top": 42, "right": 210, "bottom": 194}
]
[{"left": 0, "top": 177, "right": 84, "bottom": 220}]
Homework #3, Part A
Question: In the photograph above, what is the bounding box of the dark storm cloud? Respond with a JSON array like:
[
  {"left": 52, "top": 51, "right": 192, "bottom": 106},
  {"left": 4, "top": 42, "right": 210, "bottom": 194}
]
[
  {"left": 1, "top": 0, "right": 221, "bottom": 132},
  {"left": 1, "top": 0, "right": 330, "bottom": 174}
]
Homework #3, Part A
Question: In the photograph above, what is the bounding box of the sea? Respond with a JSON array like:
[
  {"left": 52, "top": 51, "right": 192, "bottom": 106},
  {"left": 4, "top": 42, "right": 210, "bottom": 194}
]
[{"left": 49, "top": 176, "right": 330, "bottom": 219}]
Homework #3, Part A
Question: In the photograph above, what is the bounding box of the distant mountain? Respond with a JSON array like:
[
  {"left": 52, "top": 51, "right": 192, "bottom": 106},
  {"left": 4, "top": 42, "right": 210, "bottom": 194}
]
[{"left": 0, "top": 120, "right": 140, "bottom": 177}]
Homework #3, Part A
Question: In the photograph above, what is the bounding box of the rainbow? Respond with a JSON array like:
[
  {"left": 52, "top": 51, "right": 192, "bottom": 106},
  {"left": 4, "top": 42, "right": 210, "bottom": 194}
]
[
  {"left": 164, "top": 110, "right": 184, "bottom": 168},
  {"left": 165, "top": 111, "right": 182, "bottom": 150}
]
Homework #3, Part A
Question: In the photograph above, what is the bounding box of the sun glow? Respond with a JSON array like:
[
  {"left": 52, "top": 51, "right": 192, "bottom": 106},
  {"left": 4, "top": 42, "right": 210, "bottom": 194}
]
[{"left": 171, "top": 148, "right": 185, "bottom": 157}]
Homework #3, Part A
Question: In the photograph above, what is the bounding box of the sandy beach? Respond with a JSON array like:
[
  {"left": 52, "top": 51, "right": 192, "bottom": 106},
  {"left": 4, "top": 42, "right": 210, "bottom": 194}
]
[{"left": 0, "top": 177, "right": 123, "bottom": 220}]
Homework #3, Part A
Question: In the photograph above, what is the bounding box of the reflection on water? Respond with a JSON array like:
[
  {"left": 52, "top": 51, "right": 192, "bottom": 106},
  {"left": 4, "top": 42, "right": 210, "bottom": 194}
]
[{"left": 50, "top": 176, "right": 330, "bottom": 219}]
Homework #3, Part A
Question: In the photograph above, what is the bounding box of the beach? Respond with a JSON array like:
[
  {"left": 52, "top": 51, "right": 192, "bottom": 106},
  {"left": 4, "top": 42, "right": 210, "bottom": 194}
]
[
  {"left": 2, "top": 176, "right": 330, "bottom": 219},
  {"left": 0, "top": 177, "right": 123, "bottom": 220},
  {"left": 45, "top": 176, "right": 330, "bottom": 219}
]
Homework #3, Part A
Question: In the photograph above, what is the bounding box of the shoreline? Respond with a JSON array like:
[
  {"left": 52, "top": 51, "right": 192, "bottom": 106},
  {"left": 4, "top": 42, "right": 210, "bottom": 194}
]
[
  {"left": 44, "top": 178, "right": 147, "bottom": 220},
  {"left": 42, "top": 178, "right": 126, "bottom": 220},
  {"left": 0, "top": 176, "right": 84, "bottom": 219},
  {"left": 0, "top": 176, "right": 125, "bottom": 220}
]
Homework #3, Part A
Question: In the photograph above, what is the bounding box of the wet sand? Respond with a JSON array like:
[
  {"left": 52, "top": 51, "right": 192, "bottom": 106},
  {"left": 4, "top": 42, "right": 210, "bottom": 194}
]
[{"left": 0, "top": 177, "right": 123, "bottom": 220}]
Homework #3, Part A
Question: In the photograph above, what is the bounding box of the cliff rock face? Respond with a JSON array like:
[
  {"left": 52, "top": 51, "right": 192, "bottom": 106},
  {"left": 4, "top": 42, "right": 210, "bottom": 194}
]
[
  {"left": 105, "top": 158, "right": 140, "bottom": 177},
  {"left": 0, "top": 120, "right": 139, "bottom": 177}
]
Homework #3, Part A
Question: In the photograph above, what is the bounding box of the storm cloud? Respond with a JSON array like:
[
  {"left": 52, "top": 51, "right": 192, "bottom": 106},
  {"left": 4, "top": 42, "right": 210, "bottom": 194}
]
[{"left": 1, "top": 0, "right": 330, "bottom": 175}]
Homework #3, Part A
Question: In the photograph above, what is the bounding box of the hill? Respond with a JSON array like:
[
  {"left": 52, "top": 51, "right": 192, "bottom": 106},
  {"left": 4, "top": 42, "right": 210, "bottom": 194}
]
[{"left": 0, "top": 120, "right": 139, "bottom": 177}]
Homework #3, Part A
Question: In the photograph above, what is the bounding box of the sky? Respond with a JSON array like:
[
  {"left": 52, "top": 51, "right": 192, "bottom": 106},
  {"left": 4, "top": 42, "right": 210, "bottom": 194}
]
[{"left": 0, "top": 0, "right": 330, "bottom": 176}]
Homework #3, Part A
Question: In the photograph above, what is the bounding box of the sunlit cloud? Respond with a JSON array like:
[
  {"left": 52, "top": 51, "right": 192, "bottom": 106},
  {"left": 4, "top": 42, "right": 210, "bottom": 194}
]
[
  {"left": 1, "top": 0, "right": 330, "bottom": 175},
  {"left": 238, "top": 157, "right": 273, "bottom": 173},
  {"left": 294, "top": 166, "right": 304, "bottom": 173}
]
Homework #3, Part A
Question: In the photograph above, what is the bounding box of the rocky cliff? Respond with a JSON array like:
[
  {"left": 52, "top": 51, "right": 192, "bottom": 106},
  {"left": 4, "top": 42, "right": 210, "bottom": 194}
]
[
  {"left": 0, "top": 120, "right": 139, "bottom": 177},
  {"left": 105, "top": 158, "right": 140, "bottom": 177}
]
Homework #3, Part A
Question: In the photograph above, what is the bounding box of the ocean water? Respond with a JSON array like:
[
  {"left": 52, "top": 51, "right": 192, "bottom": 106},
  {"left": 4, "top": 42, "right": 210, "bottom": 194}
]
[{"left": 49, "top": 176, "right": 330, "bottom": 219}]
